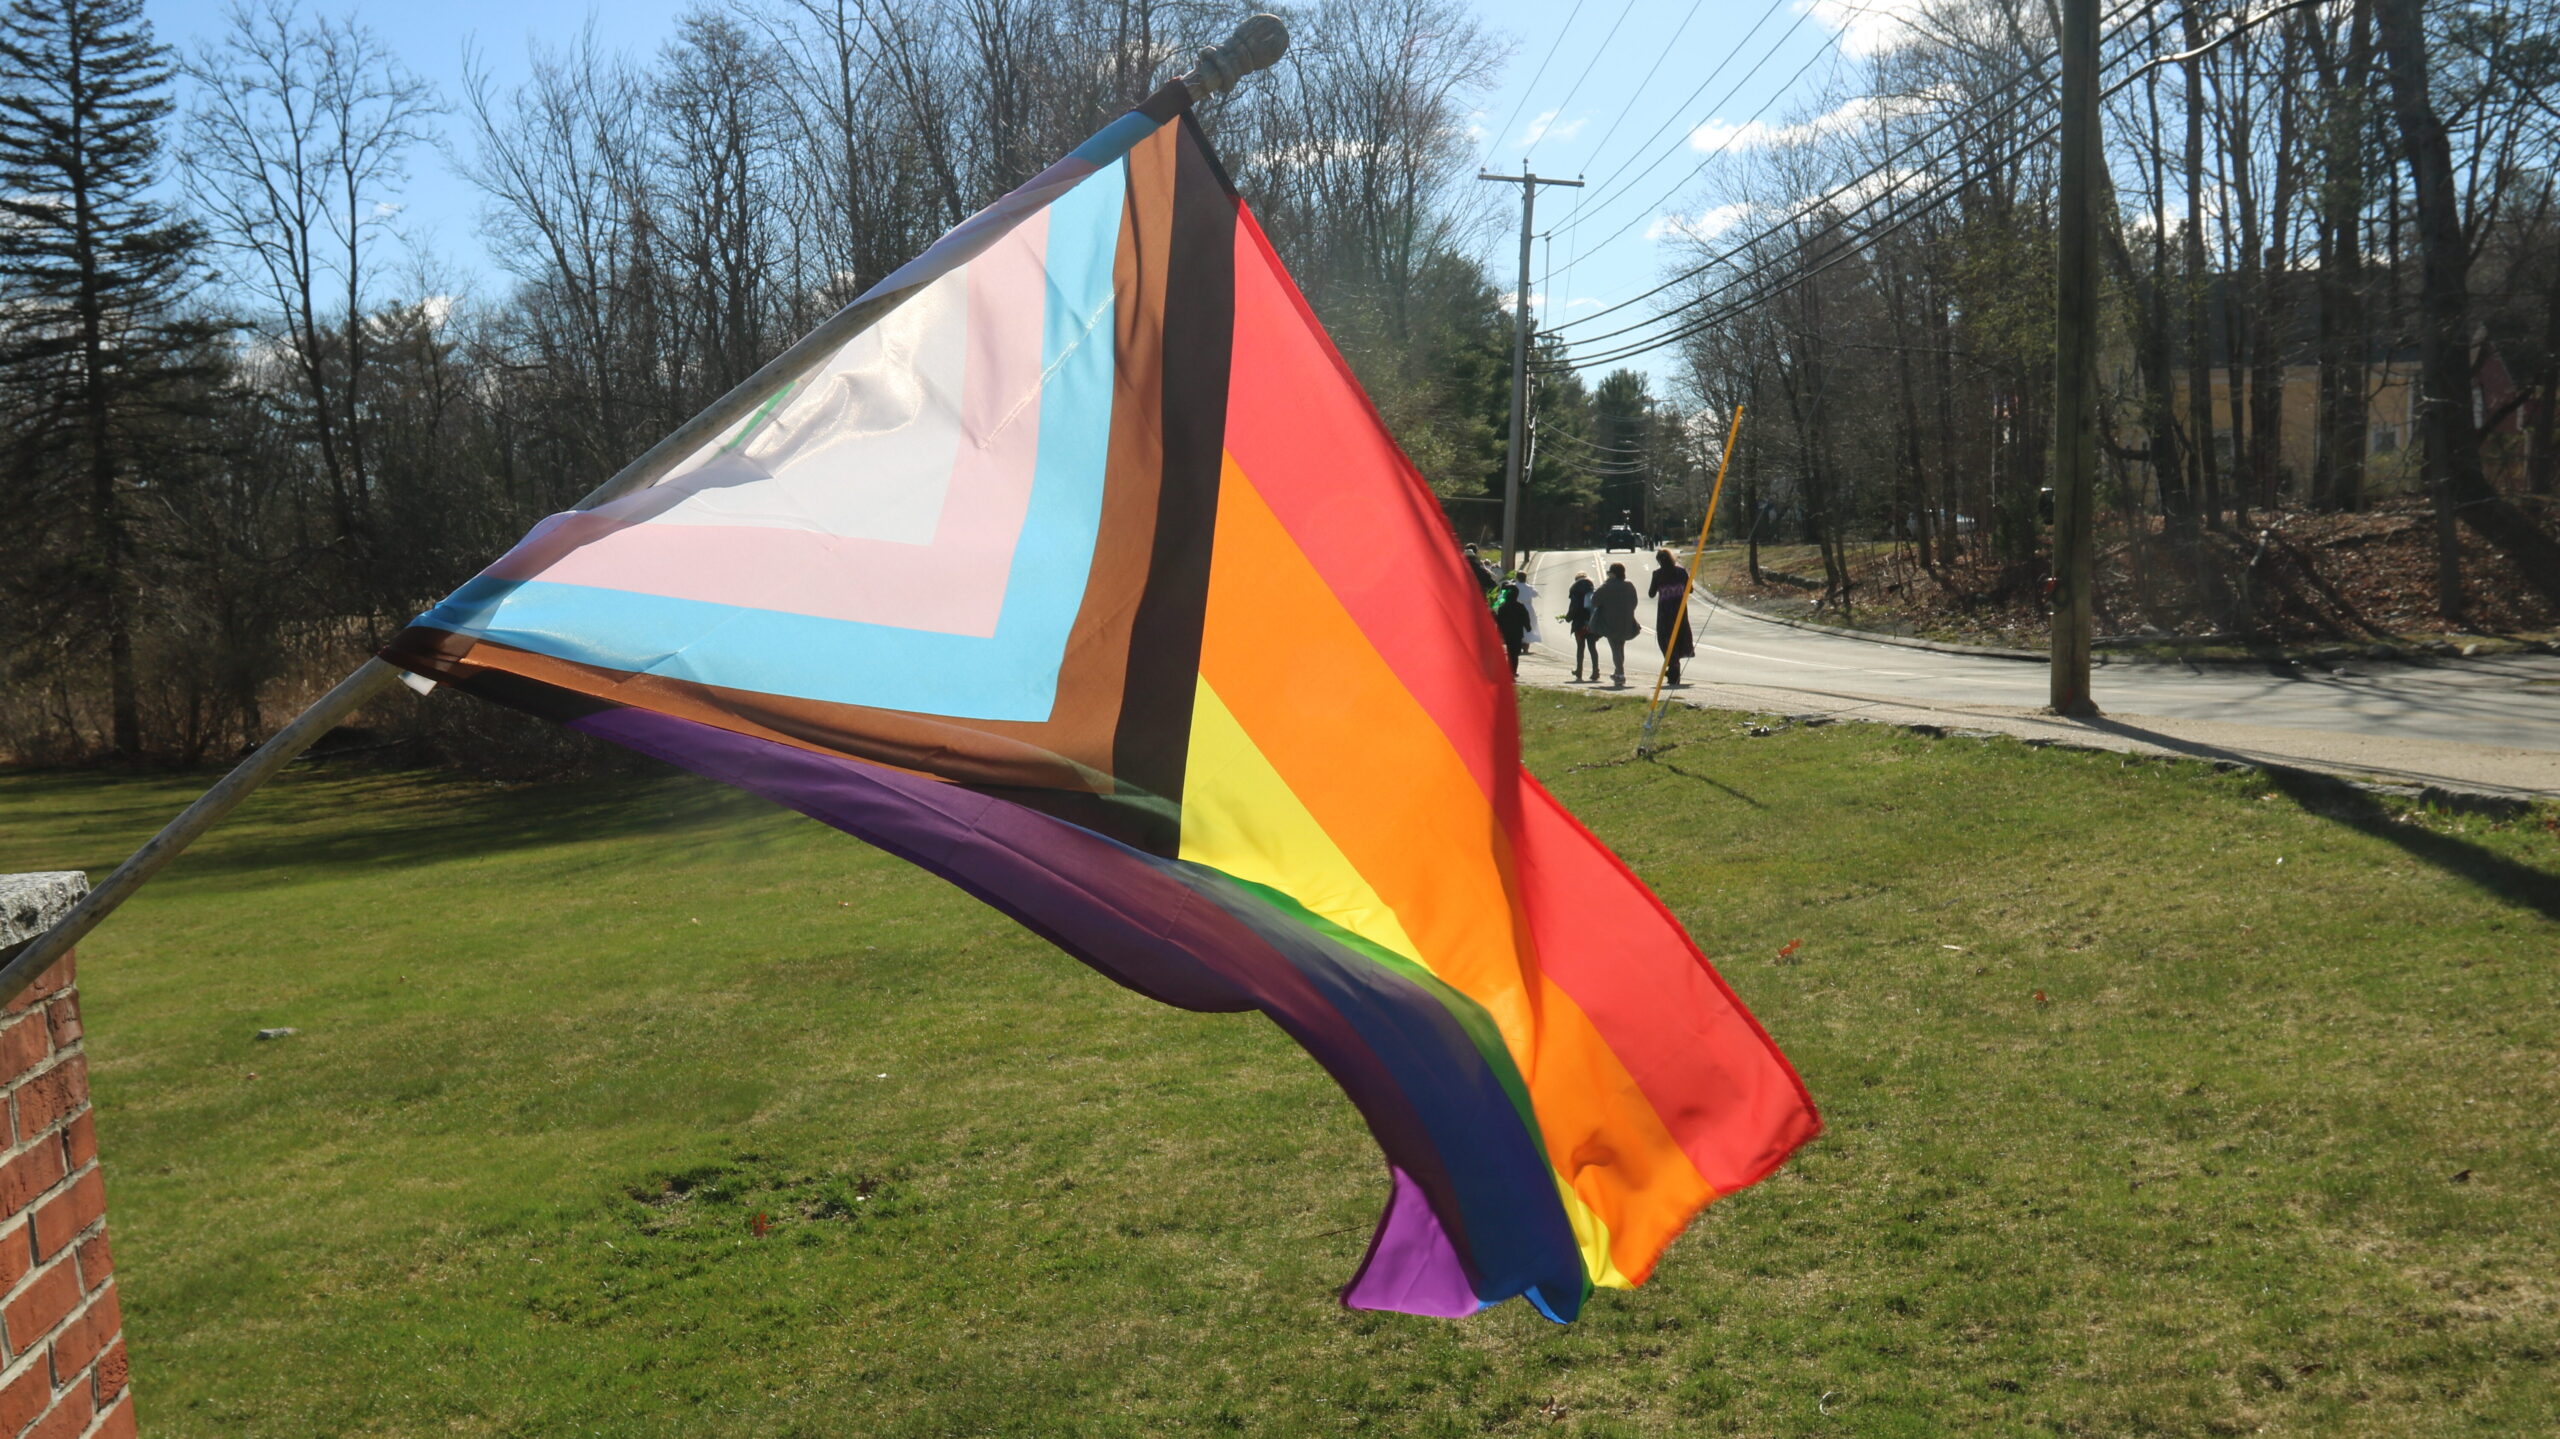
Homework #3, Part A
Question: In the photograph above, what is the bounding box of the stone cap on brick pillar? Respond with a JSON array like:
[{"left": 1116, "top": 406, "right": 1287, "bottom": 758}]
[
  {"left": 0, "top": 875, "right": 89, "bottom": 954},
  {"left": 0, "top": 867, "right": 128, "bottom": 1438}
]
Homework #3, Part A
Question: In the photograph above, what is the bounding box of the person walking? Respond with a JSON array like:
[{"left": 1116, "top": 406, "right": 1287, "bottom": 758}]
[
  {"left": 1648, "top": 548, "right": 1694, "bottom": 686},
  {"left": 1508, "top": 571, "right": 1544, "bottom": 646},
  {"left": 1461, "top": 539, "right": 1498, "bottom": 599},
  {"left": 1563, "top": 571, "right": 1599, "bottom": 681},
  {"left": 1492, "top": 581, "right": 1533, "bottom": 678},
  {"left": 1589, "top": 563, "right": 1643, "bottom": 687}
]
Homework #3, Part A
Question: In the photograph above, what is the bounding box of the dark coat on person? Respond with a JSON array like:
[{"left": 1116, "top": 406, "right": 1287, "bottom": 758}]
[
  {"left": 1589, "top": 577, "right": 1643, "bottom": 643},
  {"left": 1564, "top": 577, "right": 1596, "bottom": 636},
  {"left": 1493, "top": 586, "right": 1532, "bottom": 653},
  {"left": 1649, "top": 561, "right": 1694, "bottom": 661}
]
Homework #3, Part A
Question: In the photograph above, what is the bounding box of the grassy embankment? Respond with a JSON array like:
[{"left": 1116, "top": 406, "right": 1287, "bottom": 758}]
[{"left": 2, "top": 697, "right": 2554, "bottom": 1436}]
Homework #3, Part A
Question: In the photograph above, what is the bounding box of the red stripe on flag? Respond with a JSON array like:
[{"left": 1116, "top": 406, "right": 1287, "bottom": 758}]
[
  {"left": 1514, "top": 774, "right": 1821, "bottom": 1194},
  {"left": 1222, "top": 204, "right": 1515, "bottom": 806}
]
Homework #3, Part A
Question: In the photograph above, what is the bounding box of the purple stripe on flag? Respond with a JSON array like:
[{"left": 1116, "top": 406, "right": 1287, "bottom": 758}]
[{"left": 1342, "top": 1167, "right": 1484, "bottom": 1318}]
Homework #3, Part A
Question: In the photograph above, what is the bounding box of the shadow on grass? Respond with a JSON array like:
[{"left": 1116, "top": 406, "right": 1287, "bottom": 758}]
[
  {"left": 1, "top": 762, "right": 768, "bottom": 893},
  {"left": 2080, "top": 718, "right": 2560, "bottom": 924},
  {"left": 1653, "top": 761, "right": 1768, "bottom": 809},
  {"left": 2255, "top": 768, "right": 2560, "bottom": 924}
]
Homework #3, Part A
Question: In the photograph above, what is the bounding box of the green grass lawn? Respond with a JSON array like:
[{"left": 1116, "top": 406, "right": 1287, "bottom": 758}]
[{"left": 3, "top": 700, "right": 2555, "bottom": 1437}]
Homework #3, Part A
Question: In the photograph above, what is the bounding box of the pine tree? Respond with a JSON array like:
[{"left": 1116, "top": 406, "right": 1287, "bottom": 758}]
[{"left": 0, "top": 0, "right": 199, "bottom": 757}]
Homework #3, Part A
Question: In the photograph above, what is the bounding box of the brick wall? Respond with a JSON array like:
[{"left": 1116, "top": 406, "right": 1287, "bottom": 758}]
[{"left": 0, "top": 874, "right": 129, "bottom": 1439}]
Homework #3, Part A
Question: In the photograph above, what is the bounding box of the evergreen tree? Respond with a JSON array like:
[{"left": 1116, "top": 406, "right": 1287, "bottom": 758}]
[
  {"left": 1591, "top": 370, "right": 1655, "bottom": 537},
  {"left": 0, "top": 0, "right": 199, "bottom": 756}
]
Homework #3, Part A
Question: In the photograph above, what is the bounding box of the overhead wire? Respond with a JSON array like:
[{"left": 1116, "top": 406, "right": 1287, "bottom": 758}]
[
  {"left": 1485, "top": 0, "right": 1592, "bottom": 163},
  {"left": 1512, "top": 0, "right": 1795, "bottom": 329},
  {"left": 1551, "top": 0, "right": 2156, "bottom": 343},
  {"left": 1523, "top": 0, "right": 1645, "bottom": 164},
  {"left": 1539, "top": 0, "right": 2323, "bottom": 375},
  {"left": 1541, "top": 0, "right": 2165, "bottom": 366},
  {"left": 1537, "top": 0, "right": 1721, "bottom": 323},
  {"left": 1542, "top": 429, "right": 1649, "bottom": 457},
  {"left": 1540, "top": 0, "right": 1816, "bottom": 257},
  {"left": 1543, "top": 32, "right": 1844, "bottom": 269},
  {"left": 1565, "top": 0, "right": 1712, "bottom": 178}
]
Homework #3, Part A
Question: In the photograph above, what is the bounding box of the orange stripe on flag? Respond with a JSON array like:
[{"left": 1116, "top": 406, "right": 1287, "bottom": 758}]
[{"left": 1198, "top": 458, "right": 1715, "bottom": 1284}]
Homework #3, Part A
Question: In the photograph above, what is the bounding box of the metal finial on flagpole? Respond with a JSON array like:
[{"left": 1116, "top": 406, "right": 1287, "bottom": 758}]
[{"left": 1184, "top": 14, "right": 1289, "bottom": 100}]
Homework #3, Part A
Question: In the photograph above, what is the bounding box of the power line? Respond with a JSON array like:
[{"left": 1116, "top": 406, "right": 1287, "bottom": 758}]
[
  {"left": 1542, "top": 1, "right": 1821, "bottom": 258},
  {"left": 1537, "top": 0, "right": 2311, "bottom": 375},
  {"left": 1544, "top": 0, "right": 2165, "bottom": 361},
  {"left": 1543, "top": 32, "right": 1843, "bottom": 275},
  {"left": 1542, "top": 429, "right": 1649, "bottom": 457},
  {"left": 1485, "top": 0, "right": 1591, "bottom": 163},
  {"left": 1542, "top": 0, "right": 1714, "bottom": 334},
  {"left": 1524, "top": 0, "right": 1643, "bottom": 164},
  {"left": 1564, "top": 0, "right": 1713, "bottom": 179},
  {"left": 1544, "top": 0, "right": 1797, "bottom": 234},
  {"left": 1551, "top": 0, "right": 2156, "bottom": 341}
]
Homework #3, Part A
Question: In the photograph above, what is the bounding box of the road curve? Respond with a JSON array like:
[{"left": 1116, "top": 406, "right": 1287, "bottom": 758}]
[{"left": 1515, "top": 549, "right": 2560, "bottom": 799}]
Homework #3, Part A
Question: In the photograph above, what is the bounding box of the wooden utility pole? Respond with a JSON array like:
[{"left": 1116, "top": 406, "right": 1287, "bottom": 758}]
[
  {"left": 2049, "top": 0, "right": 2100, "bottom": 717},
  {"left": 1479, "top": 168, "right": 1582, "bottom": 575}
]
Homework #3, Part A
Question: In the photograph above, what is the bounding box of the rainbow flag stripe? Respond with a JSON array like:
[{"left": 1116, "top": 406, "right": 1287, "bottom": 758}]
[{"left": 383, "top": 86, "right": 1818, "bottom": 1320}]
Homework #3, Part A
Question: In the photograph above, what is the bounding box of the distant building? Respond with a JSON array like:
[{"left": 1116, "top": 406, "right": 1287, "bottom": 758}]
[{"left": 2150, "top": 275, "right": 2544, "bottom": 506}]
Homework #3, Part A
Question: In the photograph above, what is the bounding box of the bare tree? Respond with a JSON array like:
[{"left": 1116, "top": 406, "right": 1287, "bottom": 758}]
[{"left": 185, "top": 0, "right": 438, "bottom": 561}]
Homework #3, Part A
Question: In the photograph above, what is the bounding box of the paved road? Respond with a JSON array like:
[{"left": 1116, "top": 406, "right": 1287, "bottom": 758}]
[{"left": 1519, "top": 549, "right": 2560, "bottom": 798}]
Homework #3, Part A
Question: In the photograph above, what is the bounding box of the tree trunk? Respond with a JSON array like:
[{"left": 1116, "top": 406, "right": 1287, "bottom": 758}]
[
  {"left": 2314, "top": 0, "right": 2374, "bottom": 512},
  {"left": 2532, "top": 266, "right": 2560, "bottom": 495},
  {"left": 2183, "top": 8, "right": 2224, "bottom": 531},
  {"left": 2252, "top": 29, "right": 2302, "bottom": 511},
  {"left": 2373, "top": 0, "right": 2560, "bottom": 615},
  {"left": 2139, "top": 60, "right": 2192, "bottom": 525},
  {"left": 2217, "top": 47, "right": 2260, "bottom": 517},
  {"left": 66, "top": 110, "right": 138, "bottom": 756}
]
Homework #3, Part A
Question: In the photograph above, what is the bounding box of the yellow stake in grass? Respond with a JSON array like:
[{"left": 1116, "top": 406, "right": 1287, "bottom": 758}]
[{"left": 1637, "top": 404, "right": 1743, "bottom": 757}]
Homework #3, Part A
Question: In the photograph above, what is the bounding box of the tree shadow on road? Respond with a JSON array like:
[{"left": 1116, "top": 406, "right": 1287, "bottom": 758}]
[{"left": 2079, "top": 717, "right": 2560, "bottom": 925}]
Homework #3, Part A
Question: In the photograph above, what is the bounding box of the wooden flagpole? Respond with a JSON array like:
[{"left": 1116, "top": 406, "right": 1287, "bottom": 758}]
[
  {"left": 0, "top": 15, "right": 1290, "bottom": 1008},
  {"left": 1636, "top": 404, "right": 1743, "bottom": 757}
]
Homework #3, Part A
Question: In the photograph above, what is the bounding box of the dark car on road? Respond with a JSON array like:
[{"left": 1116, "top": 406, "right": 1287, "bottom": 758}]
[{"left": 1602, "top": 526, "right": 1642, "bottom": 553}]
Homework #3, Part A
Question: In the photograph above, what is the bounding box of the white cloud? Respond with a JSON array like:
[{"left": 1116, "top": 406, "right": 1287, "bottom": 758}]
[
  {"left": 1687, "top": 118, "right": 1776, "bottom": 152},
  {"left": 1647, "top": 202, "right": 1754, "bottom": 243},
  {"left": 1828, "top": 166, "right": 1928, "bottom": 211},
  {"left": 1796, "top": 0, "right": 1934, "bottom": 57},
  {"left": 1515, "top": 110, "right": 1590, "bottom": 149},
  {"left": 1688, "top": 94, "right": 1922, "bottom": 155}
]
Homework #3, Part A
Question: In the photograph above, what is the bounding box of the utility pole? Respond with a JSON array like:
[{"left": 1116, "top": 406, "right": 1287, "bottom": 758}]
[
  {"left": 2048, "top": 0, "right": 2099, "bottom": 717},
  {"left": 1480, "top": 168, "right": 1582, "bottom": 576}
]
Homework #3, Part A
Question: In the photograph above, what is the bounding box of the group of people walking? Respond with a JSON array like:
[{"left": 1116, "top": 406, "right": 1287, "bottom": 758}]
[{"left": 1467, "top": 539, "right": 1696, "bottom": 688}]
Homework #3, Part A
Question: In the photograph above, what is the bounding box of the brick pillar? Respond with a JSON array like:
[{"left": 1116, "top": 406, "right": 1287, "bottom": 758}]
[{"left": 0, "top": 874, "right": 130, "bottom": 1439}]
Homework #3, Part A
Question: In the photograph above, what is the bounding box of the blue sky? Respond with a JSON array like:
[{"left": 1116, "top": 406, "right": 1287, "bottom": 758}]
[
  {"left": 143, "top": 0, "right": 1922, "bottom": 391},
  {"left": 1463, "top": 0, "right": 1915, "bottom": 390}
]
